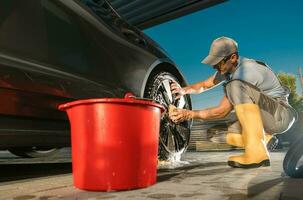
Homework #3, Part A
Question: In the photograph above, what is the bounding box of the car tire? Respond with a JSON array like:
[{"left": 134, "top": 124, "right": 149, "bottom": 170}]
[
  {"left": 8, "top": 147, "right": 61, "bottom": 158},
  {"left": 283, "top": 135, "right": 303, "bottom": 178},
  {"left": 144, "top": 71, "right": 192, "bottom": 160}
]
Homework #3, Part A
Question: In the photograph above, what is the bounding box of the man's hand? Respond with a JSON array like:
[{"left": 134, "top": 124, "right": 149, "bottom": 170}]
[
  {"left": 169, "top": 104, "right": 193, "bottom": 123},
  {"left": 170, "top": 81, "right": 186, "bottom": 99}
]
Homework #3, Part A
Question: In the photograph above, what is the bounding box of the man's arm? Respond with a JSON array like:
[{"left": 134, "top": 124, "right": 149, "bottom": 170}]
[
  {"left": 169, "top": 95, "right": 233, "bottom": 122},
  {"left": 171, "top": 74, "right": 217, "bottom": 98},
  {"left": 192, "top": 95, "right": 233, "bottom": 120},
  {"left": 184, "top": 74, "right": 217, "bottom": 94}
]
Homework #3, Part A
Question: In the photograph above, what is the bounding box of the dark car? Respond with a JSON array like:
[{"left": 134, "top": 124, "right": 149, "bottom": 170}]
[{"left": 0, "top": 0, "right": 192, "bottom": 160}]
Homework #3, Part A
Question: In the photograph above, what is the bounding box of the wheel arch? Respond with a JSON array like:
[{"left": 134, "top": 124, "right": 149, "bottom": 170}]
[{"left": 140, "top": 59, "right": 191, "bottom": 106}]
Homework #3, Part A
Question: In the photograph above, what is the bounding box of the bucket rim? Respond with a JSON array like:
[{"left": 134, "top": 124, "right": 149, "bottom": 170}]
[{"left": 58, "top": 98, "right": 165, "bottom": 112}]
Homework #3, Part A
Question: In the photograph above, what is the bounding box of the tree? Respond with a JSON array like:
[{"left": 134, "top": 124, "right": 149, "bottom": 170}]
[
  {"left": 277, "top": 72, "right": 303, "bottom": 112},
  {"left": 277, "top": 72, "right": 303, "bottom": 144}
]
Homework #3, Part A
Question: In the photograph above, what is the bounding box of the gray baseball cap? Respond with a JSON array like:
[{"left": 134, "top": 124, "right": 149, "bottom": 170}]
[{"left": 201, "top": 36, "right": 238, "bottom": 66}]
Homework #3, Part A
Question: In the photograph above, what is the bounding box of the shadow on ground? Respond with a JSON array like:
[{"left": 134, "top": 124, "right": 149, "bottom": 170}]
[{"left": 0, "top": 163, "right": 72, "bottom": 182}]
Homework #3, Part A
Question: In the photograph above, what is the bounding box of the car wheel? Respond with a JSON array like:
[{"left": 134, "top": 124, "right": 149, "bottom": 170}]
[
  {"left": 145, "top": 71, "right": 192, "bottom": 160},
  {"left": 283, "top": 135, "right": 303, "bottom": 178},
  {"left": 8, "top": 147, "right": 61, "bottom": 158}
]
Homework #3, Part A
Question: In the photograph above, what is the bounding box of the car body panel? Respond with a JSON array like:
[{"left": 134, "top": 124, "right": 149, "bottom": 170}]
[{"left": 0, "top": 0, "right": 189, "bottom": 148}]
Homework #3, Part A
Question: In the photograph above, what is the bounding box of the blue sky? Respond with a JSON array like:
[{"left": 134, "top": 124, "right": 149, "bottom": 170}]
[{"left": 144, "top": 0, "right": 303, "bottom": 109}]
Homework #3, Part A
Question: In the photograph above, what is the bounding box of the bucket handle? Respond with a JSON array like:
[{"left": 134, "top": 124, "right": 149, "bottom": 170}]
[
  {"left": 125, "top": 93, "right": 166, "bottom": 113},
  {"left": 124, "top": 93, "right": 154, "bottom": 102}
]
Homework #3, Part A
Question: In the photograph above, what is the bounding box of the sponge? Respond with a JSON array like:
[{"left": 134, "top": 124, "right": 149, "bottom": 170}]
[{"left": 168, "top": 104, "right": 177, "bottom": 117}]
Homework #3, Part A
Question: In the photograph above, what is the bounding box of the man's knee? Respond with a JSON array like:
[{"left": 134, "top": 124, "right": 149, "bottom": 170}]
[{"left": 225, "top": 80, "right": 254, "bottom": 105}]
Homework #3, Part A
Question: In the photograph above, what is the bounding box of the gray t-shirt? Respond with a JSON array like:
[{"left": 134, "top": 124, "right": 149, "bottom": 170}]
[{"left": 214, "top": 57, "right": 287, "bottom": 99}]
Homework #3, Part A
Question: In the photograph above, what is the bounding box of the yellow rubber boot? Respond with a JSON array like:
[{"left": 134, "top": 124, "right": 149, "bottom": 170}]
[
  {"left": 226, "top": 133, "right": 244, "bottom": 148},
  {"left": 226, "top": 133, "right": 273, "bottom": 148},
  {"left": 227, "top": 104, "right": 270, "bottom": 168}
]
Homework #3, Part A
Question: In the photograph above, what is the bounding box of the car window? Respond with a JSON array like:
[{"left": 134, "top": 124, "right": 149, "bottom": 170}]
[
  {"left": 79, "top": 0, "right": 125, "bottom": 32},
  {"left": 79, "top": 0, "right": 147, "bottom": 47}
]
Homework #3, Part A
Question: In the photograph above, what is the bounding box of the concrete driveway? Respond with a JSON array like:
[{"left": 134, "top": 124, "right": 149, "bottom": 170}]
[{"left": 0, "top": 151, "right": 302, "bottom": 200}]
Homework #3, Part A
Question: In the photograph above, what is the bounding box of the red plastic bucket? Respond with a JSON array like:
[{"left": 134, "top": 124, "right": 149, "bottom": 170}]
[{"left": 59, "top": 93, "right": 164, "bottom": 191}]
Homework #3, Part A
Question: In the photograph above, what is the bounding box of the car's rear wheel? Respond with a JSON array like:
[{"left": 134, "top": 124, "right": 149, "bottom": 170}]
[
  {"left": 8, "top": 147, "right": 61, "bottom": 158},
  {"left": 283, "top": 135, "right": 303, "bottom": 178},
  {"left": 145, "top": 71, "right": 192, "bottom": 160}
]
